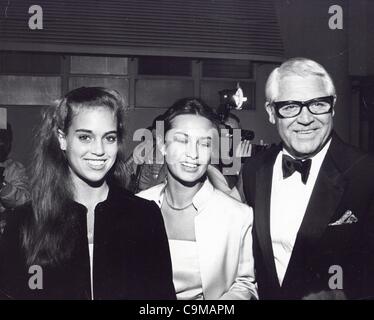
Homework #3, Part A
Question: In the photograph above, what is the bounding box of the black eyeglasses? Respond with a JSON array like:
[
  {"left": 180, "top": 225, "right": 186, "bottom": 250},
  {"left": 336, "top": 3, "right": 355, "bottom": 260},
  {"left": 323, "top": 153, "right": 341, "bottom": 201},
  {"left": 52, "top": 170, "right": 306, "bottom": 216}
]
[{"left": 271, "top": 95, "right": 334, "bottom": 119}]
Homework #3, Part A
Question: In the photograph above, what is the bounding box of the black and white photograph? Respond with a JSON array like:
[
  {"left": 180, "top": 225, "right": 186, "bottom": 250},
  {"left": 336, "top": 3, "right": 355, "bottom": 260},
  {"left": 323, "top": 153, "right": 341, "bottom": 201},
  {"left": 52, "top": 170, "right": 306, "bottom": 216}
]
[{"left": 0, "top": 0, "right": 373, "bottom": 313}]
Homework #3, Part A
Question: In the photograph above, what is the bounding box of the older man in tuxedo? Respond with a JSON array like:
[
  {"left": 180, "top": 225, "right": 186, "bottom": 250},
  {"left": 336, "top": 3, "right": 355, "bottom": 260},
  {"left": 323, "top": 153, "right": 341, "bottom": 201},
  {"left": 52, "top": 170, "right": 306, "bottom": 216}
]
[{"left": 242, "top": 57, "right": 374, "bottom": 300}]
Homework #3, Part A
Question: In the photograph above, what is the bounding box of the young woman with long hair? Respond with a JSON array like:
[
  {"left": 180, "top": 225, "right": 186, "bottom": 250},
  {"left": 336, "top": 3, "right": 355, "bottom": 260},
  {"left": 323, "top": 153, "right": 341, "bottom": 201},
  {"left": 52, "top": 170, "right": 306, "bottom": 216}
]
[
  {"left": 137, "top": 98, "right": 258, "bottom": 300},
  {"left": 0, "top": 87, "right": 175, "bottom": 300}
]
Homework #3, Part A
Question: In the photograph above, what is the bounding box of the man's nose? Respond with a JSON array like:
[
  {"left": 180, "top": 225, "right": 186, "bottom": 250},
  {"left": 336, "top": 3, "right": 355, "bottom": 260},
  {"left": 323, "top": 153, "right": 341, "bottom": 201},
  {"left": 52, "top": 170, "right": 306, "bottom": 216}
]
[
  {"left": 297, "top": 106, "right": 314, "bottom": 125},
  {"left": 92, "top": 139, "right": 105, "bottom": 155}
]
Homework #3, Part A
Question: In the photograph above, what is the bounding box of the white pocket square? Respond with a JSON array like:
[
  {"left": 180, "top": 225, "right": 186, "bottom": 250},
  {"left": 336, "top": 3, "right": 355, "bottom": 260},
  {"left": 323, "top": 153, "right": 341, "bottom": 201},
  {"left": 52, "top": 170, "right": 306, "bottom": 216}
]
[{"left": 328, "top": 210, "right": 358, "bottom": 226}]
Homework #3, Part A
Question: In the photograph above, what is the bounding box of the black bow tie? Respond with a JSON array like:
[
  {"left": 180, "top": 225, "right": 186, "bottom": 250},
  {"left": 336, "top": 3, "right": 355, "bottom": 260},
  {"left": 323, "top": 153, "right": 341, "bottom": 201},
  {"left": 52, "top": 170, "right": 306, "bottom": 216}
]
[{"left": 282, "top": 154, "right": 312, "bottom": 184}]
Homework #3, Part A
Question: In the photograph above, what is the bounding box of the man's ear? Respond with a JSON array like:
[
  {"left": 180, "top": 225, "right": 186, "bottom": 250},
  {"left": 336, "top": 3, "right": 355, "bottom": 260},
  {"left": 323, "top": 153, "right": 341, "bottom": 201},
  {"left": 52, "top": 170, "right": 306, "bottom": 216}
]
[
  {"left": 265, "top": 103, "right": 276, "bottom": 124},
  {"left": 57, "top": 129, "right": 67, "bottom": 151},
  {"left": 332, "top": 95, "right": 337, "bottom": 117}
]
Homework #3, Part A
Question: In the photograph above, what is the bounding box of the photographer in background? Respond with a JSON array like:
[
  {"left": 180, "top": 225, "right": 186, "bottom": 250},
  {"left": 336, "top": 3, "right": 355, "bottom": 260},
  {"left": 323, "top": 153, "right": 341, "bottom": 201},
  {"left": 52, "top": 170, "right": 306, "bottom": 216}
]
[
  {"left": 0, "top": 123, "right": 30, "bottom": 234},
  {"left": 207, "top": 112, "right": 252, "bottom": 202},
  {"left": 215, "top": 87, "right": 271, "bottom": 202}
]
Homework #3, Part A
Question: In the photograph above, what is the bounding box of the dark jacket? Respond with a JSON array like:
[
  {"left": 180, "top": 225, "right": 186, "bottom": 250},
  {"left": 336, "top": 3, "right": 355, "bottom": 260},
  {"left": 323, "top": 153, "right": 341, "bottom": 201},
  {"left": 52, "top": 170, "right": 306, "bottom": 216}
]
[
  {"left": 0, "top": 185, "right": 176, "bottom": 300},
  {"left": 242, "top": 133, "right": 374, "bottom": 300}
]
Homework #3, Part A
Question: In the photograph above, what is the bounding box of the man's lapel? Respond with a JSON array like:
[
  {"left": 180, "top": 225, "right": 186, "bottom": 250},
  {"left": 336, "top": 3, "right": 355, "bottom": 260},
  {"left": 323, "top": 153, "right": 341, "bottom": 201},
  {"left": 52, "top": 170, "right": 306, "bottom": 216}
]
[
  {"left": 296, "top": 154, "right": 346, "bottom": 240},
  {"left": 282, "top": 134, "right": 347, "bottom": 287},
  {"left": 255, "top": 146, "right": 281, "bottom": 289}
]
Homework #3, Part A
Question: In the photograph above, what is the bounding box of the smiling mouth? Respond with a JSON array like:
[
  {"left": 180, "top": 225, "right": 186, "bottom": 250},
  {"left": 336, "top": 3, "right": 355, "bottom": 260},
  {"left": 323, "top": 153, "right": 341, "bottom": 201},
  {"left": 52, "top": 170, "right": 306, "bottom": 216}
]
[
  {"left": 294, "top": 128, "right": 318, "bottom": 135},
  {"left": 181, "top": 162, "right": 199, "bottom": 171},
  {"left": 85, "top": 159, "right": 107, "bottom": 169}
]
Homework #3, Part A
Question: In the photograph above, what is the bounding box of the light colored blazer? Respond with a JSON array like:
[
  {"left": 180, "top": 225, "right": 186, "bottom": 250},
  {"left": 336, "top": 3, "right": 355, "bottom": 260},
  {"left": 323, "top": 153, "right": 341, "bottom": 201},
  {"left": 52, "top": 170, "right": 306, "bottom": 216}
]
[{"left": 137, "top": 179, "right": 258, "bottom": 300}]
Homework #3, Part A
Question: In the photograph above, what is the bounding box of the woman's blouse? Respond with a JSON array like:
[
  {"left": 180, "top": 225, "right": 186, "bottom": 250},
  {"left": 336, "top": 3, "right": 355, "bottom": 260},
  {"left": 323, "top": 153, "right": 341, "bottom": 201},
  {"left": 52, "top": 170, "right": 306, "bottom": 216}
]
[{"left": 169, "top": 239, "right": 203, "bottom": 300}]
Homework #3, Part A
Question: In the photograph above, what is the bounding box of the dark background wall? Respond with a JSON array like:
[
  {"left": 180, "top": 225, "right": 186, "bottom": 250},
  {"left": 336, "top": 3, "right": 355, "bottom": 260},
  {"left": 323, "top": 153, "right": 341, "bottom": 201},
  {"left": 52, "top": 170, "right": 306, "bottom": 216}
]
[
  {"left": 1, "top": 61, "right": 280, "bottom": 166},
  {"left": 1, "top": 0, "right": 374, "bottom": 167}
]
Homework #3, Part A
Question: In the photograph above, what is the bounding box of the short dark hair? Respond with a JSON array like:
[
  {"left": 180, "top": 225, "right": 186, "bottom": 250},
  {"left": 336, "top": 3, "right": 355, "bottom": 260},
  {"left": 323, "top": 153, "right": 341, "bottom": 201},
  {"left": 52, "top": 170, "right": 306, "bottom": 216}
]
[
  {"left": 224, "top": 113, "right": 240, "bottom": 125},
  {"left": 162, "top": 97, "right": 220, "bottom": 133}
]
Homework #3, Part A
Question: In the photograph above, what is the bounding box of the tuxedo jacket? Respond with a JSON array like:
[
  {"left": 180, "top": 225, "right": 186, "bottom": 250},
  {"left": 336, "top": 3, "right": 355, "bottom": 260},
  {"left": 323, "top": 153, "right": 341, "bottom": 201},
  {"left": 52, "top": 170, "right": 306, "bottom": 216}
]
[
  {"left": 242, "top": 133, "right": 374, "bottom": 300},
  {"left": 0, "top": 185, "right": 176, "bottom": 300}
]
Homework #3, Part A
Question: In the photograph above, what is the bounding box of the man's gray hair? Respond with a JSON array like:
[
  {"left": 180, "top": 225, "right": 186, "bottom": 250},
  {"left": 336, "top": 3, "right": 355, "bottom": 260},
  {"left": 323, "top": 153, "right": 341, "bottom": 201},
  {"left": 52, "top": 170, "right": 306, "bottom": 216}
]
[{"left": 265, "top": 57, "right": 336, "bottom": 104}]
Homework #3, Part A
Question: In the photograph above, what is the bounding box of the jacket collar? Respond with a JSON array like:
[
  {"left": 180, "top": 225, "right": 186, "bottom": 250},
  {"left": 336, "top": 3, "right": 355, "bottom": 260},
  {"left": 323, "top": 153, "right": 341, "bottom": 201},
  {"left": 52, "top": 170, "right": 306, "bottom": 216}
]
[
  {"left": 280, "top": 133, "right": 347, "bottom": 291},
  {"left": 70, "top": 183, "right": 130, "bottom": 214},
  {"left": 254, "top": 144, "right": 282, "bottom": 291},
  {"left": 154, "top": 178, "right": 215, "bottom": 213}
]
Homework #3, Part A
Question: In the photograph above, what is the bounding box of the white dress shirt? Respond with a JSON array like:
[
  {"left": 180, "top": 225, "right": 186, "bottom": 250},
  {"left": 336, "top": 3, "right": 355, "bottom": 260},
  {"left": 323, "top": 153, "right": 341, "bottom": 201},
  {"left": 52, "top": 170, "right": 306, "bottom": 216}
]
[{"left": 270, "top": 140, "right": 331, "bottom": 285}]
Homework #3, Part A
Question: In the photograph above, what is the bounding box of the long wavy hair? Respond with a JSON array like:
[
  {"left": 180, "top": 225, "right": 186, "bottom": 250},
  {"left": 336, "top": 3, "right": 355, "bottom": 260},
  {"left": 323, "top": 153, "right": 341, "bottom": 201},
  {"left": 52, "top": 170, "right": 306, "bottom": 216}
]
[{"left": 22, "top": 87, "right": 128, "bottom": 266}]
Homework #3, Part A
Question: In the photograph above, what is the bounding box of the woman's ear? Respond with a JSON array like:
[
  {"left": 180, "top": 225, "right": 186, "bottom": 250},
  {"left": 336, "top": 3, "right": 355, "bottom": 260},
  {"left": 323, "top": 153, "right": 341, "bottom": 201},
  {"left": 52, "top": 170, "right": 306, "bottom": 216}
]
[
  {"left": 265, "top": 103, "right": 276, "bottom": 124},
  {"left": 57, "top": 129, "right": 67, "bottom": 151}
]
